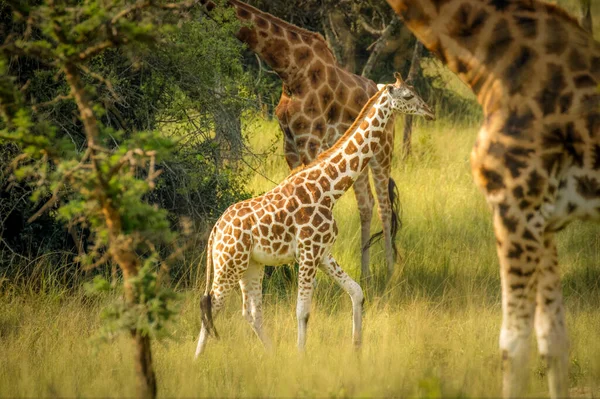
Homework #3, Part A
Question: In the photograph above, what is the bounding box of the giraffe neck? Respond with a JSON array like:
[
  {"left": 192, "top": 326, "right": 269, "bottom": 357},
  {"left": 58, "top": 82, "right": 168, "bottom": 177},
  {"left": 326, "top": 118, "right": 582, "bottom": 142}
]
[
  {"left": 299, "top": 89, "right": 392, "bottom": 203},
  {"left": 219, "top": 0, "right": 336, "bottom": 82},
  {"left": 387, "top": 0, "right": 597, "bottom": 116}
]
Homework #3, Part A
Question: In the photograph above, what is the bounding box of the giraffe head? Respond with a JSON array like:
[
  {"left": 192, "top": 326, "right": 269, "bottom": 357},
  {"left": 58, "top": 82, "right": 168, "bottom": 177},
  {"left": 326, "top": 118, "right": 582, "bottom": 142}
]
[{"left": 378, "top": 72, "right": 435, "bottom": 120}]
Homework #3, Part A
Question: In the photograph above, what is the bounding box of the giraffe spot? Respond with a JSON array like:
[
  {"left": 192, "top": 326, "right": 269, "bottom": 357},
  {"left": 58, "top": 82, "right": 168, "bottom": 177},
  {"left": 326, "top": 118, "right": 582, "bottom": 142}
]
[
  {"left": 307, "top": 169, "right": 321, "bottom": 181},
  {"left": 293, "top": 46, "right": 313, "bottom": 69},
  {"left": 587, "top": 112, "right": 600, "bottom": 139},
  {"left": 304, "top": 93, "right": 319, "bottom": 117},
  {"left": 360, "top": 120, "right": 369, "bottom": 130},
  {"left": 308, "top": 60, "right": 325, "bottom": 89},
  {"left": 273, "top": 242, "right": 281, "bottom": 252},
  {"left": 545, "top": 17, "right": 569, "bottom": 56},
  {"left": 558, "top": 93, "right": 573, "bottom": 113},
  {"left": 522, "top": 228, "right": 537, "bottom": 242},
  {"left": 254, "top": 16, "right": 268, "bottom": 29},
  {"left": 591, "top": 57, "right": 600, "bottom": 80},
  {"left": 305, "top": 181, "right": 321, "bottom": 198},
  {"left": 338, "top": 158, "right": 347, "bottom": 173},
  {"left": 259, "top": 225, "right": 268, "bottom": 236},
  {"left": 292, "top": 116, "right": 310, "bottom": 133},
  {"left": 236, "top": 27, "right": 258, "bottom": 49},
  {"left": 295, "top": 207, "right": 314, "bottom": 224},
  {"left": 290, "top": 79, "right": 307, "bottom": 97},
  {"left": 526, "top": 169, "right": 545, "bottom": 197},
  {"left": 260, "top": 238, "right": 269, "bottom": 246},
  {"left": 567, "top": 202, "right": 577, "bottom": 214},
  {"left": 324, "top": 165, "right": 338, "bottom": 179},
  {"left": 488, "top": 0, "right": 511, "bottom": 11},
  {"left": 519, "top": 200, "right": 531, "bottom": 210},
  {"left": 344, "top": 141, "right": 357, "bottom": 156},
  {"left": 480, "top": 167, "right": 505, "bottom": 193},
  {"left": 314, "top": 40, "right": 332, "bottom": 61},
  {"left": 512, "top": 186, "right": 524, "bottom": 199},
  {"left": 508, "top": 267, "right": 534, "bottom": 278},
  {"left": 593, "top": 145, "right": 600, "bottom": 170},
  {"left": 317, "top": 176, "right": 331, "bottom": 192},
  {"left": 263, "top": 214, "right": 272, "bottom": 224},
  {"left": 319, "top": 87, "right": 334, "bottom": 110},
  {"left": 279, "top": 244, "right": 289, "bottom": 254},
  {"left": 317, "top": 222, "right": 329, "bottom": 233},
  {"left": 541, "top": 153, "right": 565, "bottom": 175},
  {"left": 535, "top": 63, "right": 566, "bottom": 116},
  {"left": 575, "top": 176, "right": 600, "bottom": 199},
  {"left": 326, "top": 103, "right": 340, "bottom": 123},
  {"left": 333, "top": 176, "right": 353, "bottom": 191},
  {"left": 504, "top": 46, "right": 538, "bottom": 95},
  {"left": 508, "top": 242, "right": 524, "bottom": 259},
  {"left": 449, "top": 3, "right": 488, "bottom": 51},
  {"left": 236, "top": 7, "right": 251, "bottom": 20},
  {"left": 515, "top": 16, "right": 537, "bottom": 38},
  {"left": 350, "top": 156, "right": 360, "bottom": 170},
  {"left": 542, "top": 122, "right": 584, "bottom": 167},
  {"left": 501, "top": 106, "right": 534, "bottom": 137},
  {"left": 287, "top": 30, "right": 301, "bottom": 44},
  {"left": 367, "top": 107, "right": 377, "bottom": 118},
  {"left": 326, "top": 66, "right": 339, "bottom": 89},
  {"left": 498, "top": 204, "right": 518, "bottom": 233},
  {"left": 272, "top": 224, "right": 284, "bottom": 236},
  {"left": 312, "top": 213, "right": 324, "bottom": 227},
  {"left": 295, "top": 186, "right": 311, "bottom": 203},
  {"left": 343, "top": 109, "right": 356, "bottom": 124},
  {"left": 352, "top": 90, "right": 368, "bottom": 108},
  {"left": 485, "top": 19, "right": 513, "bottom": 66},
  {"left": 271, "top": 23, "right": 282, "bottom": 35},
  {"left": 312, "top": 121, "right": 325, "bottom": 138},
  {"left": 568, "top": 49, "right": 588, "bottom": 72},
  {"left": 504, "top": 153, "right": 528, "bottom": 178},
  {"left": 574, "top": 74, "right": 596, "bottom": 88}
]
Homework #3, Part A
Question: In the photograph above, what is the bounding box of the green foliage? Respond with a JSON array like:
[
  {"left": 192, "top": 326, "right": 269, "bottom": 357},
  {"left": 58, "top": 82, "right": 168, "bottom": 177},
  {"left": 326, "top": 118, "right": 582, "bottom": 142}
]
[{"left": 87, "top": 264, "right": 180, "bottom": 340}]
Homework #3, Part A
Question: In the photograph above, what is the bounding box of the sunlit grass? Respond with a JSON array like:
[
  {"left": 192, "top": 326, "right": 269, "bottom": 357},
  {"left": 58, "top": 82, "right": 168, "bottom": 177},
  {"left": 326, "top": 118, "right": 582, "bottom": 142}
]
[{"left": 2, "top": 112, "right": 599, "bottom": 397}]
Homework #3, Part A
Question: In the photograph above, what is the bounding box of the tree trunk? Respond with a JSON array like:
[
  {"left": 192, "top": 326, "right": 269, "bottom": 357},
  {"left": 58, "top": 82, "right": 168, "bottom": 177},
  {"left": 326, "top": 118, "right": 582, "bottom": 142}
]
[
  {"left": 402, "top": 41, "right": 423, "bottom": 160},
  {"left": 580, "top": 0, "right": 593, "bottom": 34},
  {"left": 64, "top": 61, "right": 158, "bottom": 399}
]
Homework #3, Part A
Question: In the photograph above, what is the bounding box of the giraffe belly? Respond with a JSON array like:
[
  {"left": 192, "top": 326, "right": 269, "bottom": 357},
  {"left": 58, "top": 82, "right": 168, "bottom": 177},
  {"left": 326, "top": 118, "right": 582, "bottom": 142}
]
[{"left": 251, "top": 241, "right": 296, "bottom": 266}]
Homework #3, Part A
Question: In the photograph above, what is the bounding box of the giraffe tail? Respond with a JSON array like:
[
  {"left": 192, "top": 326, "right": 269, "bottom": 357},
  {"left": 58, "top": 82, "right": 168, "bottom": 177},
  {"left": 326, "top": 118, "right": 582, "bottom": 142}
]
[
  {"left": 201, "top": 227, "right": 219, "bottom": 339},
  {"left": 364, "top": 177, "right": 402, "bottom": 261}
]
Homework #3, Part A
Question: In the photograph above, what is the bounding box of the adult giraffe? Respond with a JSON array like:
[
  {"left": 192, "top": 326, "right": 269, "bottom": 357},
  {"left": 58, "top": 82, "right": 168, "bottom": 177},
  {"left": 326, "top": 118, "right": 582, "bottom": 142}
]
[
  {"left": 201, "top": 0, "right": 407, "bottom": 281},
  {"left": 194, "top": 73, "right": 434, "bottom": 358},
  {"left": 385, "top": 0, "right": 600, "bottom": 397}
]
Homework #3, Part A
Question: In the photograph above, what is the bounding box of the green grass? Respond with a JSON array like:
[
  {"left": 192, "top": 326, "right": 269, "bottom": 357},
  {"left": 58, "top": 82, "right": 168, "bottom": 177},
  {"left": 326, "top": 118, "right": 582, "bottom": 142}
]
[{"left": 2, "top": 115, "right": 600, "bottom": 397}]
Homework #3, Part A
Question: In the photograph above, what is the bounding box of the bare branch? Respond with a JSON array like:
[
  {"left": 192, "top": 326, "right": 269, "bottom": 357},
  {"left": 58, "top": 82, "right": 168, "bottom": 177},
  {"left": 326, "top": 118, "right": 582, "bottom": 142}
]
[{"left": 32, "top": 94, "right": 73, "bottom": 112}]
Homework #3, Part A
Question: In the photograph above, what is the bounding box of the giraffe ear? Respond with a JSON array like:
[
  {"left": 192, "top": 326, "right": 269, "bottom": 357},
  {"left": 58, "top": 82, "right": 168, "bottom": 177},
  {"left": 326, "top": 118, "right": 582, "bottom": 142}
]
[{"left": 377, "top": 84, "right": 385, "bottom": 91}]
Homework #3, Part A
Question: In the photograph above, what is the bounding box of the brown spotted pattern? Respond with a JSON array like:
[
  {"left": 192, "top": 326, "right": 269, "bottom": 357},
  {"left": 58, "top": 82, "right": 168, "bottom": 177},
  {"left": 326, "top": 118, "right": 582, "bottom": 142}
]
[
  {"left": 386, "top": 0, "right": 600, "bottom": 397},
  {"left": 202, "top": 0, "right": 405, "bottom": 280},
  {"left": 194, "top": 76, "right": 434, "bottom": 357}
]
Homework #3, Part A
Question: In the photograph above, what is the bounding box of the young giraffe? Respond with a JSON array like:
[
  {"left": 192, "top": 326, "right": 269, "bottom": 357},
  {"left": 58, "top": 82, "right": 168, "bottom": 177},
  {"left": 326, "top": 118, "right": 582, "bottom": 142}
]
[
  {"left": 201, "top": 0, "right": 404, "bottom": 280},
  {"left": 385, "top": 0, "right": 600, "bottom": 397},
  {"left": 194, "top": 73, "right": 434, "bottom": 358}
]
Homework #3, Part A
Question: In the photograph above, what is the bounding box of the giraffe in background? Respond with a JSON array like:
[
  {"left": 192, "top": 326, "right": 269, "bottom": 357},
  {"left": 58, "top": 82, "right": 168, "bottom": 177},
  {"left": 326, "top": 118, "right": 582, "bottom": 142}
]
[
  {"left": 201, "top": 0, "right": 408, "bottom": 281},
  {"left": 385, "top": 0, "right": 600, "bottom": 397},
  {"left": 194, "top": 73, "right": 435, "bottom": 358}
]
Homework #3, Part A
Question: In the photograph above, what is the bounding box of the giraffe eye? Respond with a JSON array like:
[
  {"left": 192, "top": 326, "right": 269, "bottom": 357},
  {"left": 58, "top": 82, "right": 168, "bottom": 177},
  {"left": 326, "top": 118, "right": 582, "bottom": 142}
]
[{"left": 403, "top": 94, "right": 414, "bottom": 100}]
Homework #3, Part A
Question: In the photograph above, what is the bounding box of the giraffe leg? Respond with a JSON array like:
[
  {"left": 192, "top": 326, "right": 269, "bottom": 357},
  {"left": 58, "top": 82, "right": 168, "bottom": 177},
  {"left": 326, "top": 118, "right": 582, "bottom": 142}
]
[
  {"left": 534, "top": 235, "right": 569, "bottom": 399},
  {"left": 296, "top": 260, "right": 318, "bottom": 351},
  {"left": 320, "top": 254, "right": 364, "bottom": 348},
  {"left": 494, "top": 206, "right": 539, "bottom": 398},
  {"left": 371, "top": 164, "right": 396, "bottom": 281},
  {"left": 353, "top": 170, "right": 375, "bottom": 282},
  {"left": 239, "top": 260, "right": 271, "bottom": 349},
  {"left": 195, "top": 255, "right": 246, "bottom": 359}
]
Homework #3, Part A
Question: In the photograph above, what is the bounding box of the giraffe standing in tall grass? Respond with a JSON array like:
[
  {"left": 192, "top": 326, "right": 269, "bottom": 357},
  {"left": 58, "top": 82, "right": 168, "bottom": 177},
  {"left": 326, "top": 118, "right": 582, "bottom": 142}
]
[
  {"left": 194, "top": 73, "right": 434, "bottom": 358},
  {"left": 385, "top": 0, "right": 600, "bottom": 397},
  {"left": 201, "top": 0, "right": 408, "bottom": 280}
]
